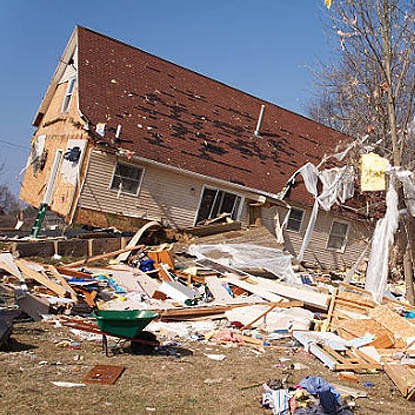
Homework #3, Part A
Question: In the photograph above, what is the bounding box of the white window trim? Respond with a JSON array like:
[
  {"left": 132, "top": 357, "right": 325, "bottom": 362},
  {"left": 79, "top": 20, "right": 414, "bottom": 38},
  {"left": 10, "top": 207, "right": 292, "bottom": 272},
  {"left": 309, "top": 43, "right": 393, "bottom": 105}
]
[
  {"left": 109, "top": 160, "right": 145, "bottom": 197},
  {"left": 286, "top": 207, "right": 305, "bottom": 233},
  {"left": 193, "top": 184, "right": 245, "bottom": 226},
  {"left": 61, "top": 76, "right": 76, "bottom": 113},
  {"left": 326, "top": 218, "right": 350, "bottom": 253}
]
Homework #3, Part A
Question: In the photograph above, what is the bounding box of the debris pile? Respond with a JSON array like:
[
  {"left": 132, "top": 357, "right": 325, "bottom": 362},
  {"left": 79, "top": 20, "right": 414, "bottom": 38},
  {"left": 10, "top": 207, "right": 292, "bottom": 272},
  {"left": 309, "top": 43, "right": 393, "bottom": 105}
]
[{"left": 2, "top": 229, "right": 415, "bottom": 406}]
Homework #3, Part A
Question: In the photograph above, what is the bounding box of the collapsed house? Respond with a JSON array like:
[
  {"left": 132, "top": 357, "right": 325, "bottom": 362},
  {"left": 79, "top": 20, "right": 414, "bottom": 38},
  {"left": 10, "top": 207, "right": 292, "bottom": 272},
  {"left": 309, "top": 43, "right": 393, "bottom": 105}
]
[{"left": 20, "top": 26, "right": 371, "bottom": 270}]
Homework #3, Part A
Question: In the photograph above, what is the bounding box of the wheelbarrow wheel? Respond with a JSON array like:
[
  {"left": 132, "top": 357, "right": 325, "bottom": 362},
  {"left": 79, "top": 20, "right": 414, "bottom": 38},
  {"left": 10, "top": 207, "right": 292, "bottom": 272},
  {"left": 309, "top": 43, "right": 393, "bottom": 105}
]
[{"left": 130, "top": 331, "right": 159, "bottom": 355}]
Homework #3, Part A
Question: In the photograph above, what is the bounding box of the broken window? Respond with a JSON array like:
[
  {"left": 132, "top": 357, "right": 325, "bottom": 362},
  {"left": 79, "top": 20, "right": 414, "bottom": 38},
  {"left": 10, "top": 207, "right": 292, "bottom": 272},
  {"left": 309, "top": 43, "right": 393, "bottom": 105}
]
[
  {"left": 195, "top": 187, "right": 242, "bottom": 224},
  {"left": 110, "top": 161, "right": 144, "bottom": 195},
  {"left": 327, "top": 220, "right": 349, "bottom": 252},
  {"left": 61, "top": 77, "right": 76, "bottom": 113},
  {"left": 286, "top": 207, "right": 304, "bottom": 232}
]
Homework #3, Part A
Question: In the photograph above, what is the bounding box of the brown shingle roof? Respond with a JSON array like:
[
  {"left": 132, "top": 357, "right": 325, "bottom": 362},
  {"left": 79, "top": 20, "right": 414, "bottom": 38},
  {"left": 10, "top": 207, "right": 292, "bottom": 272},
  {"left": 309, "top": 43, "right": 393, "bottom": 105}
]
[{"left": 77, "top": 26, "right": 349, "bottom": 205}]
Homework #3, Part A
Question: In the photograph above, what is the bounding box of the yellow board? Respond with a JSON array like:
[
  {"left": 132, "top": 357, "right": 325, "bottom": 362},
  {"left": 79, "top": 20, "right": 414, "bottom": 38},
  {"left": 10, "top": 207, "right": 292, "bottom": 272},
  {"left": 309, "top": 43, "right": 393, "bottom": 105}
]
[{"left": 361, "top": 152, "right": 390, "bottom": 191}]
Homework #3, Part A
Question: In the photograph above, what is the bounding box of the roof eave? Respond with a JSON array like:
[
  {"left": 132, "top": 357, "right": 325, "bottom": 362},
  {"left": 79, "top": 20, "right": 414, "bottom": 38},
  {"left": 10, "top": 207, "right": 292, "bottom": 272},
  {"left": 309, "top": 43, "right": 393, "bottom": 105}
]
[{"left": 32, "top": 27, "right": 79, "bottom": 127}]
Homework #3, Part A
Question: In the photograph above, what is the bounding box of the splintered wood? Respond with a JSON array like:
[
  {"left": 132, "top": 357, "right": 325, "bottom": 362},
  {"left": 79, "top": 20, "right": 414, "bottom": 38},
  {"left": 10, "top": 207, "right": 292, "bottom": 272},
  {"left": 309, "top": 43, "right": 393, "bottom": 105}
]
[
  {"left": 369, "top": 305, "right": 415, "bottom": 339},
  {"left": 385, "top": 364, "right": 415, "bottom": 400}
]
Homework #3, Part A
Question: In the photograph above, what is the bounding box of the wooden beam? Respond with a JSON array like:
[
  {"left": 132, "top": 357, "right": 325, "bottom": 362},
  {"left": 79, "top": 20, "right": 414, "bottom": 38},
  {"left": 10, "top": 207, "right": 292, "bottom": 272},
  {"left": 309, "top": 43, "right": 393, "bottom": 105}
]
[
  {"left": 15, "top": 260, "right": 67, "bottom": 298},
  {"left": 63, "top": 245, "right": 144, "bottom": 268},
  {"left": 47, "top": 266, "right": 79, "bottom": 303},
  {"left": 240, "top": 302, "right": 281, "bottom": 331}
]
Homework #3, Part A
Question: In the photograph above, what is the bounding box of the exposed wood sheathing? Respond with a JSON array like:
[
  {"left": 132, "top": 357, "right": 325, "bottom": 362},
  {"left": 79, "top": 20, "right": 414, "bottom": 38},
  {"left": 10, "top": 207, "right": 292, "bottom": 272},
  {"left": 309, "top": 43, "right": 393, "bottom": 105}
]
[{"left": 20, "top": 78, "right": 88, "bottom": 218}]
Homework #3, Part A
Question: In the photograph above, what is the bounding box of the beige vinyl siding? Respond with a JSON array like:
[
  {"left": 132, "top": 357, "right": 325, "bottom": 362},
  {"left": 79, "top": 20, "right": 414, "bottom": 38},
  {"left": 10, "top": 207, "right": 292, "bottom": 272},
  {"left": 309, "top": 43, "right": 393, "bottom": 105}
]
[
  {"left": 261, "top": 204, "right": 371, "bottom": 269},
  {"left": 79, "top": 150, "right": 249, "bottom": 228}
]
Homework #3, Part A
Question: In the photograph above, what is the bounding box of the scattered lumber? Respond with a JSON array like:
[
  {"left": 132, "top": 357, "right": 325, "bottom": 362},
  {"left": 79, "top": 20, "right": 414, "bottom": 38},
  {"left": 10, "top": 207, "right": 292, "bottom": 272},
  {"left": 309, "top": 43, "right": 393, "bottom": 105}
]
[
  {"left": 64, "top": 245, "right": 145, "bottom": 268},
  {"left": 15, "top": 260, "right": 67, "bottom": 298}
]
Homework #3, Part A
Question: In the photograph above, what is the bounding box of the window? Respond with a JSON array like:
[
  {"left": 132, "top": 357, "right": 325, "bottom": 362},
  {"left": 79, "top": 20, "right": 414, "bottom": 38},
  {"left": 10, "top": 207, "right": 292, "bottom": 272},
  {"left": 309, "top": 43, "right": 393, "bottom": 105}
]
[
  {"left": 110, "top": 161, "right": 144, "bottom": 195},
  {"left": 61, "top": 77, "right": 76, "bottom": 113},
  {"left": 195, "top": 187, "right": 242, "bottom": 224},
  {"left": 327, "top": 220, "right": 349, "bottom": 252},
  {"left": 286, "top": 208, "right": 304, "bottom": 232}
]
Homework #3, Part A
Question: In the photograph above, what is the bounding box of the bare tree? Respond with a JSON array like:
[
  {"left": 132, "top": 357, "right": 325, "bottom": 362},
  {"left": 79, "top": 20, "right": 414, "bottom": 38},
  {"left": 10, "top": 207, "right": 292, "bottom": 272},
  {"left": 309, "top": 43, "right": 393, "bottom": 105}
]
[
  {"left": 310, "top": 0, "right": 415, "bottom": 302},
  {"left": 0, "top": 160, "right": 19, "bottom": 216}
]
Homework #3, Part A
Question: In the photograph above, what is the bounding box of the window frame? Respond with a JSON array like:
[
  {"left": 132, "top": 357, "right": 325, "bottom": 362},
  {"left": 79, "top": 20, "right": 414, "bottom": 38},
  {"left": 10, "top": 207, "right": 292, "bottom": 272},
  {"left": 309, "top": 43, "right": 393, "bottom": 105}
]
[
  {"left": 109, "top": 160, "right": 145, "bottom": 197},
  {"left": 61, "top": 76, "right": 76, "bottom": 113},
  {"left": 193, "top": 185, "right": 244, "bottom": 226},
  {"left": 286, "top": 207, "right": 305, "bottom": 233},
  {"left": 326, "top": 218, "right": 350, "bottom": 253}
]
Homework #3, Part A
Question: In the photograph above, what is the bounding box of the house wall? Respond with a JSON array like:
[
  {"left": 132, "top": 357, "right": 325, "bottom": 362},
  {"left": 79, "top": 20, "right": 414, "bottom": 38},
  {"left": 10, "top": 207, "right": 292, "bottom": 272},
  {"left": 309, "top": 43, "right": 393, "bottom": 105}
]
[
  {"left": 19, "top": 78, "right": 88, "bottom": 219},
  {"left": 76, "top": 149, "right": 255, "bottom": 229},
  {"left": 261, "top": 203, "right": 371, "bottom": 269}
]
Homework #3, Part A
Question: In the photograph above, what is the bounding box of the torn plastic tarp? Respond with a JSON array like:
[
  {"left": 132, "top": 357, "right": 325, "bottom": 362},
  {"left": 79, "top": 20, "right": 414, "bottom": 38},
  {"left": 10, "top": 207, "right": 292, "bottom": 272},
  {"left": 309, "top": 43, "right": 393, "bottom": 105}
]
[
  {"left": 297, "top": 164, "right": 355, "bottom": 261},
  {"left": 365, "top": 179, "right": 399, "bottom": 302},
  {"left": 188, "top": 243, "right": 298, "bottom": 283},
  {"left": 396, "top": 169, "right": 415, "bottom": 216}
]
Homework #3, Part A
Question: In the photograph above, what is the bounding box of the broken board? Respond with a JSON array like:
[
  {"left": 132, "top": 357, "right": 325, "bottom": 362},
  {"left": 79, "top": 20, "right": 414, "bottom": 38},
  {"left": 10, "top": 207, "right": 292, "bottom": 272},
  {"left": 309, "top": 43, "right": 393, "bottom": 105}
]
[
  {"left": 384, "top": 364, "right": 415, "bottom": 400},
  {"left": 205, "top": 276, "right": 233, "bottom": 304},
  {"left": 369, "top": 305, "right": 415, "bottom": 339},
  {"left": 83, "top": 365, "right": 125, "bottom": 385}
]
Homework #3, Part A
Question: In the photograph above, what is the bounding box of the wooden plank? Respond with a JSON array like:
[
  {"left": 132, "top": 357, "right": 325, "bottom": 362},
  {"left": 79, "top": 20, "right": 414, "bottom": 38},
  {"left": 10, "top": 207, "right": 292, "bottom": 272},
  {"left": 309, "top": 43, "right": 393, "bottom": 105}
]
[
  {"left": 336, "top": 290, "right": 376, "bottom": 309},
  {"left": 64, "top": 245, "right": 145, "bottom": 268},
  {"left": 248, "top": 276, "right": 328, "bottom": 310},
  {"left": 47, "top": 266, "right": 79, "bottom": 303},
  {"left": 156, "top": 300, "right": 303, "bottom": 318},
  {"left": 240, "top": 302, "right": 281, "bottom": 331},
  {"left": 196, "top": 258, "right": 248, "bottom": 278},
  {"left": 73, "top": 287, "right": 97, "bottom": 308},
  {"left": 224, "top": 277, "right": 283, "bottom": 302},
  {"left": 326, "top": 288, "right": 337, "bottom": 331},
  {"left": 185, "top": 221, "right": 241, "bottom": 236},
  {"left": 324, "top": 346, "right": 350, "bottom": 364},
  {"left": 205, "top": 276, "right": 233, "bottom": 304},
  {"left": 338, "top": 372, "right": 359, "bottom": 384},
  {"left": 15, "top": 260, "right": 67, "bottom": 298},
  {"left": 351, "top": 347, "right": 379, "bottom": 365},
  {"left": 385, "top": 364, "right": 415, "bottom": 399},
  {"left": 55, "top": 267, "right": 93, "bottom": 279},
  {"left": 335, "top": 363, "right": 381, "bottom": 371}
]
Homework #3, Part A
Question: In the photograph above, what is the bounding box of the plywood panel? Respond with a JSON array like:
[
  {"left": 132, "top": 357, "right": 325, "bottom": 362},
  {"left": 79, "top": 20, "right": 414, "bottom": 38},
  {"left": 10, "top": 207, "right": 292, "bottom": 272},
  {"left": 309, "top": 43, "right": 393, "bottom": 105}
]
[{"left": 20, "top": 79, "right": 88, "bottom": 217}]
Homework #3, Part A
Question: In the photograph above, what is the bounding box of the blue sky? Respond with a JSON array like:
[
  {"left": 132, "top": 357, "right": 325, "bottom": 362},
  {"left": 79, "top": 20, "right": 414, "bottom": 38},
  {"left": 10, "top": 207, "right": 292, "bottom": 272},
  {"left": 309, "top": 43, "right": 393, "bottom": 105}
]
[{"left": 0, "top": 0, "right": 332, "bottom": 195}]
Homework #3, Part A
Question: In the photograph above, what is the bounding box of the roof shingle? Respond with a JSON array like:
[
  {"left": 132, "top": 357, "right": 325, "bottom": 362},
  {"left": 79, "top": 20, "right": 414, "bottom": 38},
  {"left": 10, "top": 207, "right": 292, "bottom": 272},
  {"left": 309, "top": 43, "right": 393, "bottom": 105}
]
[{"left": 77, "top": 26, "right": 349, "bottom": 205}]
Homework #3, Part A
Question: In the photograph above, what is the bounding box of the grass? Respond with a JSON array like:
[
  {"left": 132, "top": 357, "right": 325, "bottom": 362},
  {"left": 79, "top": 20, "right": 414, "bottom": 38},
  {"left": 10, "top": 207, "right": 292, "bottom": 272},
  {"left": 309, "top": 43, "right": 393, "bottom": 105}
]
[{"left": 1, "top": 321, "right": 414, "bottom": 414}]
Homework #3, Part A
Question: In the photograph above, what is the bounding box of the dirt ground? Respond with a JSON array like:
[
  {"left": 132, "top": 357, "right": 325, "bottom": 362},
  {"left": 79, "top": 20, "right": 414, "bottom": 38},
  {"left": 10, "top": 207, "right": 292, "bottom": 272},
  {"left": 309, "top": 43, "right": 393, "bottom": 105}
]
[{"left": 0, "top": 320, "right": 414, "bottom": 415}]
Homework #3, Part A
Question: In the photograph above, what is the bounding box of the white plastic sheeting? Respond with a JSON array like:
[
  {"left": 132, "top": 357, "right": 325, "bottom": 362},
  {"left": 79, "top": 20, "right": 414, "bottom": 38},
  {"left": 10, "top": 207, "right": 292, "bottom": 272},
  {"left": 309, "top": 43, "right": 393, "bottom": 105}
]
[
  {"left": 188, "top": 243, "right": 298, "bottom": 283},
  {"left": 297, "top": 164, "right": 355, "bottom": 261},
  {"left": 396, "top": 169, "right": 415, "bottom": 217},
  {"left": 365, "top": 180, "right": 399, "bottom": 303}
]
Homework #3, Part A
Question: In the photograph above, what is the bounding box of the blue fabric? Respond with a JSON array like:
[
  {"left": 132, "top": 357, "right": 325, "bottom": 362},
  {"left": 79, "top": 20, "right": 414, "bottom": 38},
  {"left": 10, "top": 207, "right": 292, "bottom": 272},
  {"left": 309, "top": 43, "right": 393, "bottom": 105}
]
[
  {"left": 298, "top": 377, "right": 341, "bottom": 401},
  {"left": 139, "top": 258, "right": 156, "bottom": 272}
]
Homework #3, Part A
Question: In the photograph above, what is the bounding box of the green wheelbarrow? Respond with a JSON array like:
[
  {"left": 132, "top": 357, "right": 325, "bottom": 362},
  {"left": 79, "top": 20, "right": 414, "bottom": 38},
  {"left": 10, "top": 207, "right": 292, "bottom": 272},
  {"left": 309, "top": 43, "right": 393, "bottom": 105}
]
[{"left": 62, "top": 310, "right": 160, "bottom": 356}]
